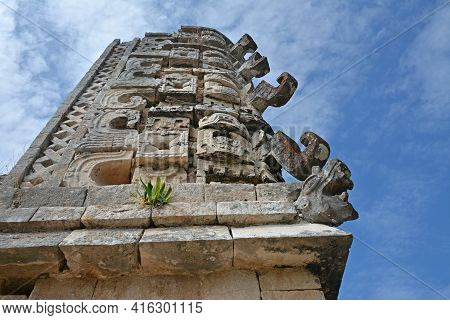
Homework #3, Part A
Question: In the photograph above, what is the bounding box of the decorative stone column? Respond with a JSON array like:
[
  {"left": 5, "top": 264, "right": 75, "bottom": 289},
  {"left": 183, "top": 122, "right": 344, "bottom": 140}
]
[{"left": 0, "top": 26, "right": 358, "bottom": 300}]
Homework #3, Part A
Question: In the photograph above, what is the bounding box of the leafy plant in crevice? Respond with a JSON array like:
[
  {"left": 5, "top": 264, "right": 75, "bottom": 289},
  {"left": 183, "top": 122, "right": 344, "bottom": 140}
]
[{"left": 134, "top": 177, "right": 172, "bottom": 207}]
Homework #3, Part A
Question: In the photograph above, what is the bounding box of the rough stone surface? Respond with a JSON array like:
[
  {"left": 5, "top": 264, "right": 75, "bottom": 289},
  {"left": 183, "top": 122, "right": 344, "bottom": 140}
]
[
  {"left": 202, "top": 270, "right": 260, "bottom": 299},
  {"left": 29, "top": 207, "right": 85, "bottom": 231},
  {"left": 0, "top": 231, "right": 69, "bottom": 278},
  {"left": 140, "top": 226, "right": 232, "bottom": 274},
  {"left": 0, "top": 187, "right": 15, "bottom": 209},
  {"left": 93, "top": 275, "right": 202, "bottom": 299},
  {"left": 261, "top": 290, "right": 325, "bottom": 300},
  {"left": 217, "top": 201, "right": 297, "bottom": 226},
  {"left": 13, "top": 187, "right": 87, "bottom": 208},
  {"left": 205, "top": 184, "right": 256, "bottom": 202},
  {"left": 84, "top": 184, "right": 137, "bottom": 207},
  {"left": 295, "top": 159, "right": 358, "bottom": 226},
  {"left": 59, "top": 228, "right": 143, "bottom": 276},
  {"left": 82, "top": 205, "right": 151, "bottom": 228},
  {"left": 256, "top": 182, "right": 303, "bottom": 201},
  {"left": 232, "top": 223, "right": 352, "bottom": 299},
  {"left": 29, "top": 278, "right": 97, "bottom": 300},
  {"left": 232, "top": 223, "right": 350, "bottom": 269},
  {"left": 171, "top": 184, "right": 205, "bottom": 203},
  {"left": 271, "top": 131, "right": 329, "bottom": 180},
  {"left": 152, "top": 202, "right": 216, "bottom": 227},
  {"left": 259, "top": 268, "right": 321, "bottom": 291},
  {"left": 0, "top": 208, "right": 37, "bottom": 232}
]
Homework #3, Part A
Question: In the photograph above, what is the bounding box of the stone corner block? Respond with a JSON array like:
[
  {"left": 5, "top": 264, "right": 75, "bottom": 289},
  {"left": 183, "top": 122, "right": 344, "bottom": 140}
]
[
  {"left": 205, "top": 183, "right": 256, "bottom": 202},
  {"left": 231, "top": 223, "right": 352, "bottom": 269},
  {"left": 29, "top": 207, "right": 85, "bottom": 231},
  {"left": 139, "top": 225, "right": 232, "bottom": 274},
  {"left": 152, "top": 202, "right": 216, "bottom": 227},
  {"left": 217, "top": 201, "right": 297, "bottom": 226},
  {"left": 14, "top": 187, "right": 87, "bottom": 208},
  {"left": 82, "top": 205, "right": 151, "bottom": 228},
  {"left": 59, "top": 228, "right": 143, "bottom": 277}
]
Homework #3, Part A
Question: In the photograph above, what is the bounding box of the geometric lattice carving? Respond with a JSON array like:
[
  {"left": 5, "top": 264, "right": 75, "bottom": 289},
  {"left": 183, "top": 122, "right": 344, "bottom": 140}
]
[{"left": 21, "top": 43, "right": 129, "bottom": 187}]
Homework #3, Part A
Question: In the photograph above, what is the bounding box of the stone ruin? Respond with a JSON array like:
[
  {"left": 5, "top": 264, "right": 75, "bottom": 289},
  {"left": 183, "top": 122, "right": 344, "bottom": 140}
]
[{"left": 0, "top": 26, "right": 358, "bottom": 300}]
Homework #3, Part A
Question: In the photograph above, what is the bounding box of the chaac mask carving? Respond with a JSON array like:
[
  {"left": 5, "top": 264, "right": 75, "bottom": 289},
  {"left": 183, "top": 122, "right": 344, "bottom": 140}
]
[{"left": 294, "top": 159, "right": 358, "bottom": 226}]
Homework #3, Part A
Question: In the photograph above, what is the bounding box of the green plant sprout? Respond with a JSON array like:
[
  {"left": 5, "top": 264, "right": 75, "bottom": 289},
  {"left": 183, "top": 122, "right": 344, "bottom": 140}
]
[{"left": 135, "top": 177, "right": 172, "bottom": 207}]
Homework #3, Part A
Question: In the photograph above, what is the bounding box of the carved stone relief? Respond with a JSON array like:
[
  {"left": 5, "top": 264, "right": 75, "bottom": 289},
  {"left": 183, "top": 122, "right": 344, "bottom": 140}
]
[{"left": 20, "top": 26, "right": 358, "bottom": 225}]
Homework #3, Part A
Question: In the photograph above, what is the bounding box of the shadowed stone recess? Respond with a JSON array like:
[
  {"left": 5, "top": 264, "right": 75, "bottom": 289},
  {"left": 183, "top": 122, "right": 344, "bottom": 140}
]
[
  {"left": 30, "top": 278, "right": 98, "bottom": 300},
  {"left": 0, "top": 231, "right": 70, "bottom": 278}
]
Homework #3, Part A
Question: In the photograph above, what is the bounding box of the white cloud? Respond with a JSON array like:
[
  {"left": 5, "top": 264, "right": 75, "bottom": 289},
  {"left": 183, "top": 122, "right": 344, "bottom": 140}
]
[{"left": 403, "top": 8, "right": 450, "bottom": 117}]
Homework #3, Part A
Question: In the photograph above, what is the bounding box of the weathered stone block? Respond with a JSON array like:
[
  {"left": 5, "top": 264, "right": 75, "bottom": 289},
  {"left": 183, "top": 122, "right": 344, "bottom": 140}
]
[
  {"left": 0, "top": 208, "right": 37, "bottom": 232},
  {"left": 217, "top": 201, "right": 297, "bottom": 226},
  {"left": 29, "top": 278, "right": 97, "bottom": 300},
  {"left": 232, "top": 223, "right": 352, "bottom": 269},
  {"left": 0, "top": 187, "right": 15, "bottom": 209},
  {"left": 259, "top": 268, "right": 321, "bottom": 291},
  {"left": 93, "top": 275, "right": 202, "bottom": 299},
  {"left": 29, "top": 207, "right": 85, "bottom": 231},
  {"left": 201, "top": 270, "right": 260, "bottom": 300},
  {"left": 261, "top": 290, "right": 325, "bottom": 300},
  {"left": 14, "top": 187, "right": 87, "bottom": 208},
  {"left": 256, "top": 182, "right": 303, "bottom": 201},
  {"left": 59, "top": 229, "right": 143, "bottom": 276},
  {"left": 0, "top": 231, "right": 69, "bottom": 278},
  {"left": 82, "top": 205, "right": 151, "bottom": 228},
  {"left": 139, "top": 226, "right": 233, "bottom": 273},
  {"left": 205, "top": 183, "right": 255, "bottom": 202},
  {"left": 152, "top": 202, "right": 216, "bottom": 227},
  {"left": 171, "top": 183, "right": 205, "bottom": 202},
  {"left": 84, "top": 184, "right": 136, "bottom": 207}
]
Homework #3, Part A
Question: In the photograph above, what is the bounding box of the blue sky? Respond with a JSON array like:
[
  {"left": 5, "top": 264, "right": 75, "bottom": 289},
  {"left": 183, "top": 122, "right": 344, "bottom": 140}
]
[{"left": 0, "top": 0, "right": 449, "bottom": 299}]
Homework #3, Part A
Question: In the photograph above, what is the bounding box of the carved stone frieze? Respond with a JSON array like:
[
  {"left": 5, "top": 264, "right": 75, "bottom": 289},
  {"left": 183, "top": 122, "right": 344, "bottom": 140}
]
[{"left": 18, "top": 26, "right": 358, "bottom": 226}]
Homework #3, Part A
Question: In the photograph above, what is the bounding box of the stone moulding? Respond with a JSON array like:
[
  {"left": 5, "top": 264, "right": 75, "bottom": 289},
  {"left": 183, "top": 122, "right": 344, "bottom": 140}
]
[{"left": 0, "top": 222, "right": 351, "bottom": 299}]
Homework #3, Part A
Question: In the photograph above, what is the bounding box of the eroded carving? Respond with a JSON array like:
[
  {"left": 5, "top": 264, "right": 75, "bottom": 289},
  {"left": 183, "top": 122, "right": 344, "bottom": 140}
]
[
  {"left": 295, "top": 159, "right": 358, "bottom": 226},
  {"left": 230, "top": 34, "right": 257, "bottom": 62},
  {"left": 64, "top": 150, "right": 133, "bottom": 187},
  {"left": 159, "top": 73, "right": 197, "bottom": 102},
  {"left": 248, "top": 72, "right": 298, "bottom": 113},
  {"left": 271, "top": 131, "right": 330, "bottom": 181}
]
